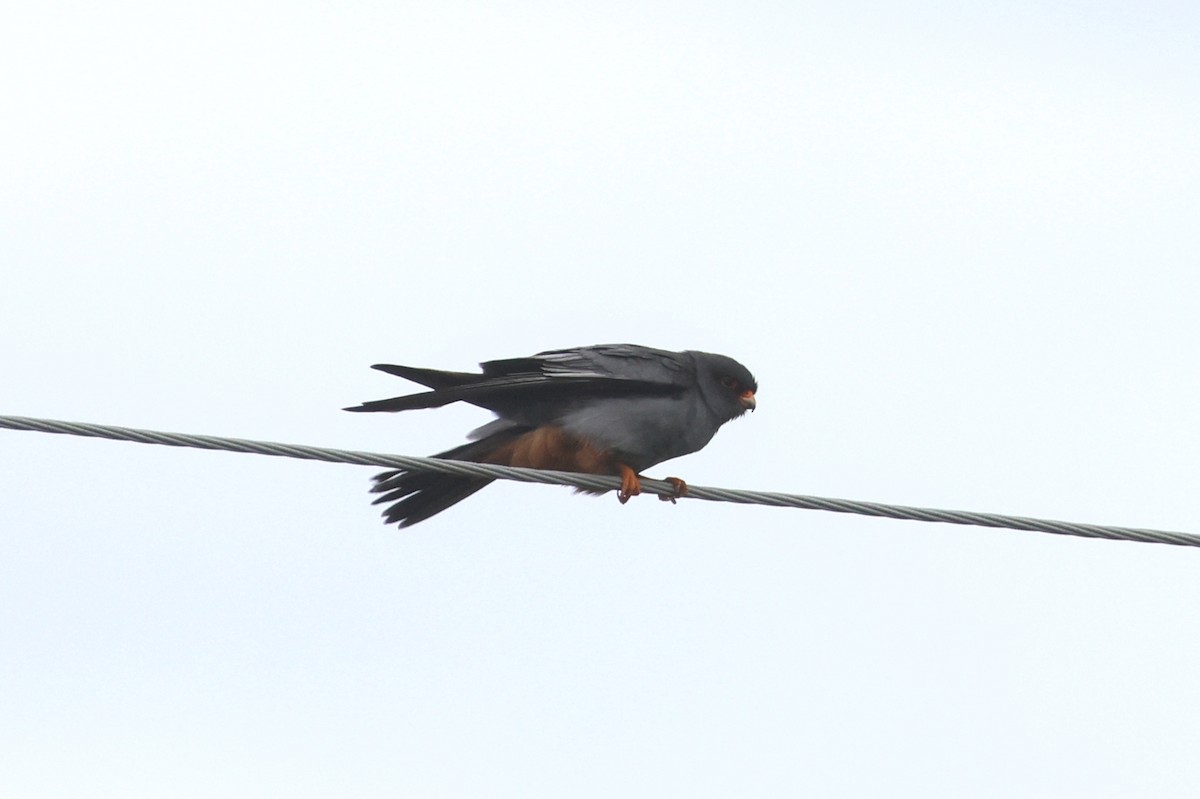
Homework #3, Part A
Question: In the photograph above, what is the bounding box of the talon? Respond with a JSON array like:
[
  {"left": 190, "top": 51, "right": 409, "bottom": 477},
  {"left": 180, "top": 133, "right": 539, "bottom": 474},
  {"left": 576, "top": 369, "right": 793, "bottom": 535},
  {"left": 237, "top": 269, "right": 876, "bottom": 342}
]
[
  {"left": 618, "top": 464, "right": 641, "bottom": 504},
  {"left": 658, "top": 476, "right": 688, "bottom": 504}
]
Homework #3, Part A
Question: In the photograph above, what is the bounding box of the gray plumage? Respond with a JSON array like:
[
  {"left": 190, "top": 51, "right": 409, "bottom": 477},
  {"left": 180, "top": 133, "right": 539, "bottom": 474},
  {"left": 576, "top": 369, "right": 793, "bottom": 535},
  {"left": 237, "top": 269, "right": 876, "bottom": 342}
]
[{"left": 346, "top": 344, "right": 757, "bottom": 527}]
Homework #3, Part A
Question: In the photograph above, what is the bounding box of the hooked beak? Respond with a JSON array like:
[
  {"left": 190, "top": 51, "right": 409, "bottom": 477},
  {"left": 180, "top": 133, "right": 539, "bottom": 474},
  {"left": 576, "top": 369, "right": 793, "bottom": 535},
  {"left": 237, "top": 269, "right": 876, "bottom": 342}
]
[{"left": 739, "top": 390, "right": 757, "bottom": 412}]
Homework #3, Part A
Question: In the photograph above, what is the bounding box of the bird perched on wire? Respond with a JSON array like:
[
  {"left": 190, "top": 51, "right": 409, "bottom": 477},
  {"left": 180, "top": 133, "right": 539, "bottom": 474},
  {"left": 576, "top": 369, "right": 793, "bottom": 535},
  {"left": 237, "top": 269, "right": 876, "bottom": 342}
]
[{"left": 345, "top": 344, "right": 757, "bottom": 527}]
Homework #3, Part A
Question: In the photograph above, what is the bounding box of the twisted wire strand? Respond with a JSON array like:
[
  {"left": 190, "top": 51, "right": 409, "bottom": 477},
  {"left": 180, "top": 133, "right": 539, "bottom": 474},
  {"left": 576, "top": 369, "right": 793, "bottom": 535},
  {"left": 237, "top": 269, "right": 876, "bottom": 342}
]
[{"left": 1, "top": 414, "right": 1195, "bottom": 548}]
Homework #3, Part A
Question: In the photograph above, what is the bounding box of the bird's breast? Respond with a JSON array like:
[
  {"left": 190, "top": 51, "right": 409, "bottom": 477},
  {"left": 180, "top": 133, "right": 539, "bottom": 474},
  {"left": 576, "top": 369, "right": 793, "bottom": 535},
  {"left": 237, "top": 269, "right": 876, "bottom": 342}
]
[{"left": 556, "top": 395, "right": 718, "bottom": 471}]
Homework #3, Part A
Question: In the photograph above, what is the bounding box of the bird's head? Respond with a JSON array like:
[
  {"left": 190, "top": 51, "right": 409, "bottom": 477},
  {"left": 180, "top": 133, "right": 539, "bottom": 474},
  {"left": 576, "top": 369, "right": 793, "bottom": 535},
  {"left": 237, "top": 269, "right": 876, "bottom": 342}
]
[{"left": 691, "top": 351, "right": 758, "bottom": 421}]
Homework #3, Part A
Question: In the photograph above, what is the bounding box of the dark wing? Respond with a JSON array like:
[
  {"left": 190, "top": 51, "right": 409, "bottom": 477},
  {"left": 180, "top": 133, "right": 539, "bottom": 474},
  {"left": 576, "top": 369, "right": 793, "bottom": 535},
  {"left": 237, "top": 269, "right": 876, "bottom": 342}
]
[
  {"left": 371, "top": 364, "right": 481, "bottom": 390},
  {"left": 344, "top": 345, "right": 686, "bottom": 414}
]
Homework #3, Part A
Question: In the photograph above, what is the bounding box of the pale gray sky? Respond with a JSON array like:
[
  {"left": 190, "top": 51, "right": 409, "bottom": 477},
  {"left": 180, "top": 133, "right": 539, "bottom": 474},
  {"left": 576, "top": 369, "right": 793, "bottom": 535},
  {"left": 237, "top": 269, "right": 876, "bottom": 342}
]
[{"left": 3, "top": 1, "right": 1200, "bottom": 796}]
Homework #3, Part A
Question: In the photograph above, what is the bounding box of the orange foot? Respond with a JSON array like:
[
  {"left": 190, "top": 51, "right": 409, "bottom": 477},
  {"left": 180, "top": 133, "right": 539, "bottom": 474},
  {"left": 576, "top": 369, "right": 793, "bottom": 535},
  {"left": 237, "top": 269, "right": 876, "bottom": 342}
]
[
  {"left": 658, "top": 476, "right": 689, "bottom": 504},
  {"left": 617, "top": 464, "right": 641, "bottom": 504}
]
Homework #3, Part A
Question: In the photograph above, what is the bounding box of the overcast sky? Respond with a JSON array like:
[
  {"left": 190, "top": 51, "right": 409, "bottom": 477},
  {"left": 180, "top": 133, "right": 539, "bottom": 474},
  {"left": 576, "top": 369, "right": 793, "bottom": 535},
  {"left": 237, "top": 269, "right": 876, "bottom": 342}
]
[{"left": 3, "top": 1, "right": 1200, "bottom": 796}]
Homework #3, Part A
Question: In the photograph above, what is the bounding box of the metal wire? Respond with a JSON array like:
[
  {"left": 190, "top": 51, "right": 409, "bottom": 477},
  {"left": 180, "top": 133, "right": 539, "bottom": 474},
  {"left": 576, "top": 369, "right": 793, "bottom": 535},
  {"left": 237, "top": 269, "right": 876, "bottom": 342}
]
[{"left": 1, "top": 413, "right": 1196, "bottom": 548}]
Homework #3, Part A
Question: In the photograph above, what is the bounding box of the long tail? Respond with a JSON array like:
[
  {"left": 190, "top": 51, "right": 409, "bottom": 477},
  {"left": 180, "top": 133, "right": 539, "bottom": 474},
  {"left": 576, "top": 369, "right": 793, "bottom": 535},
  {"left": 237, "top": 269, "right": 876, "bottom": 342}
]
[{"left": 370, "top": 426, "right": 529, "bottom": 528}]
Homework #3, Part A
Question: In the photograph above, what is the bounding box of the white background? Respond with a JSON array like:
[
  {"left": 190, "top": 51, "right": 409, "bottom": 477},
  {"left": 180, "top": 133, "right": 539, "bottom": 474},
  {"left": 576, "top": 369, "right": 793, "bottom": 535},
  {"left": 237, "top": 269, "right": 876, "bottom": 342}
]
[{"left": 3, "top": 1, "right": 1199, "bottom": 796}]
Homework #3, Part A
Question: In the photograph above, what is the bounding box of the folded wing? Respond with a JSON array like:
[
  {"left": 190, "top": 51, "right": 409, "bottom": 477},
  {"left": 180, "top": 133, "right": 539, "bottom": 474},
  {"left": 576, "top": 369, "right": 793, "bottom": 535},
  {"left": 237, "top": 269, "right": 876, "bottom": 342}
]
[{"left": 345, "top": 348, "right": 685, "bottom": 414}]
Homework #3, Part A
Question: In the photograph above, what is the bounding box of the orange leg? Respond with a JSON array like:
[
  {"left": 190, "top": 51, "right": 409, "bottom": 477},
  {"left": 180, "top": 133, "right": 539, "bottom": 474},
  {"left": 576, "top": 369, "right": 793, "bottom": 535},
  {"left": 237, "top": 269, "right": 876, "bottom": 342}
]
[
  {"left": 658, "top": 477, "right": 689, "bottom": 504},
  {"left": 617, "top": 464, "right": 641, "bottom": 504}
]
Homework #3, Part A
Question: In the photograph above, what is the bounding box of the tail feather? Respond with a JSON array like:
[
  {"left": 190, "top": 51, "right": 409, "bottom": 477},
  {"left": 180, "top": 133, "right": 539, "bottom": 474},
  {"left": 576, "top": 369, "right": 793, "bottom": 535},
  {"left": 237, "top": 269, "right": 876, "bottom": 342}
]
[{"left": 370, "top": 426, "right": 529, "bottom": 528}]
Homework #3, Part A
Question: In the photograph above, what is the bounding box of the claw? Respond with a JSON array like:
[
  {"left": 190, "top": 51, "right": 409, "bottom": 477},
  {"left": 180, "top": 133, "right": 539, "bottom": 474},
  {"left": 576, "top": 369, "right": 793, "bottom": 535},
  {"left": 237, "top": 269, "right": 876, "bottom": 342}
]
[
  {"left": 658, "top": 476, "right": 688, "bottom": 504},
  {"left": 618, "top": 464, "right": 641, "bottom": 504}
]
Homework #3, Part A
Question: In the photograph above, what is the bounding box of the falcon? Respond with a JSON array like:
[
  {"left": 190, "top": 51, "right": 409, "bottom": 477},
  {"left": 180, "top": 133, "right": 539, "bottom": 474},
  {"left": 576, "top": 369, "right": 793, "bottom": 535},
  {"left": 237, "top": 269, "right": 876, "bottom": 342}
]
[{"left": 345, "top": 344, "right": 757, "bottom": 527}]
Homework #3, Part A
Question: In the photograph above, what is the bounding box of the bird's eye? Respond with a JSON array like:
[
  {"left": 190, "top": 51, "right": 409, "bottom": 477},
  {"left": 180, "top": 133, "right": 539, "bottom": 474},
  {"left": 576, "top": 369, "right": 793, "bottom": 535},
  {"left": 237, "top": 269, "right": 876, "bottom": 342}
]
[{"left": 720, "top": 376, "right": 738, "bottom": 389}]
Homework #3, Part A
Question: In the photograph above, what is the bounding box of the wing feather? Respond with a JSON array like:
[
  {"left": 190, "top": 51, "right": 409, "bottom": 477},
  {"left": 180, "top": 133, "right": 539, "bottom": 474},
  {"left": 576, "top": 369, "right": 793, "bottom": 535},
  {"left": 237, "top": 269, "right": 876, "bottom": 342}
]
[{"left": 346, "top": 346, "right": 686, "bottom": 414}]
